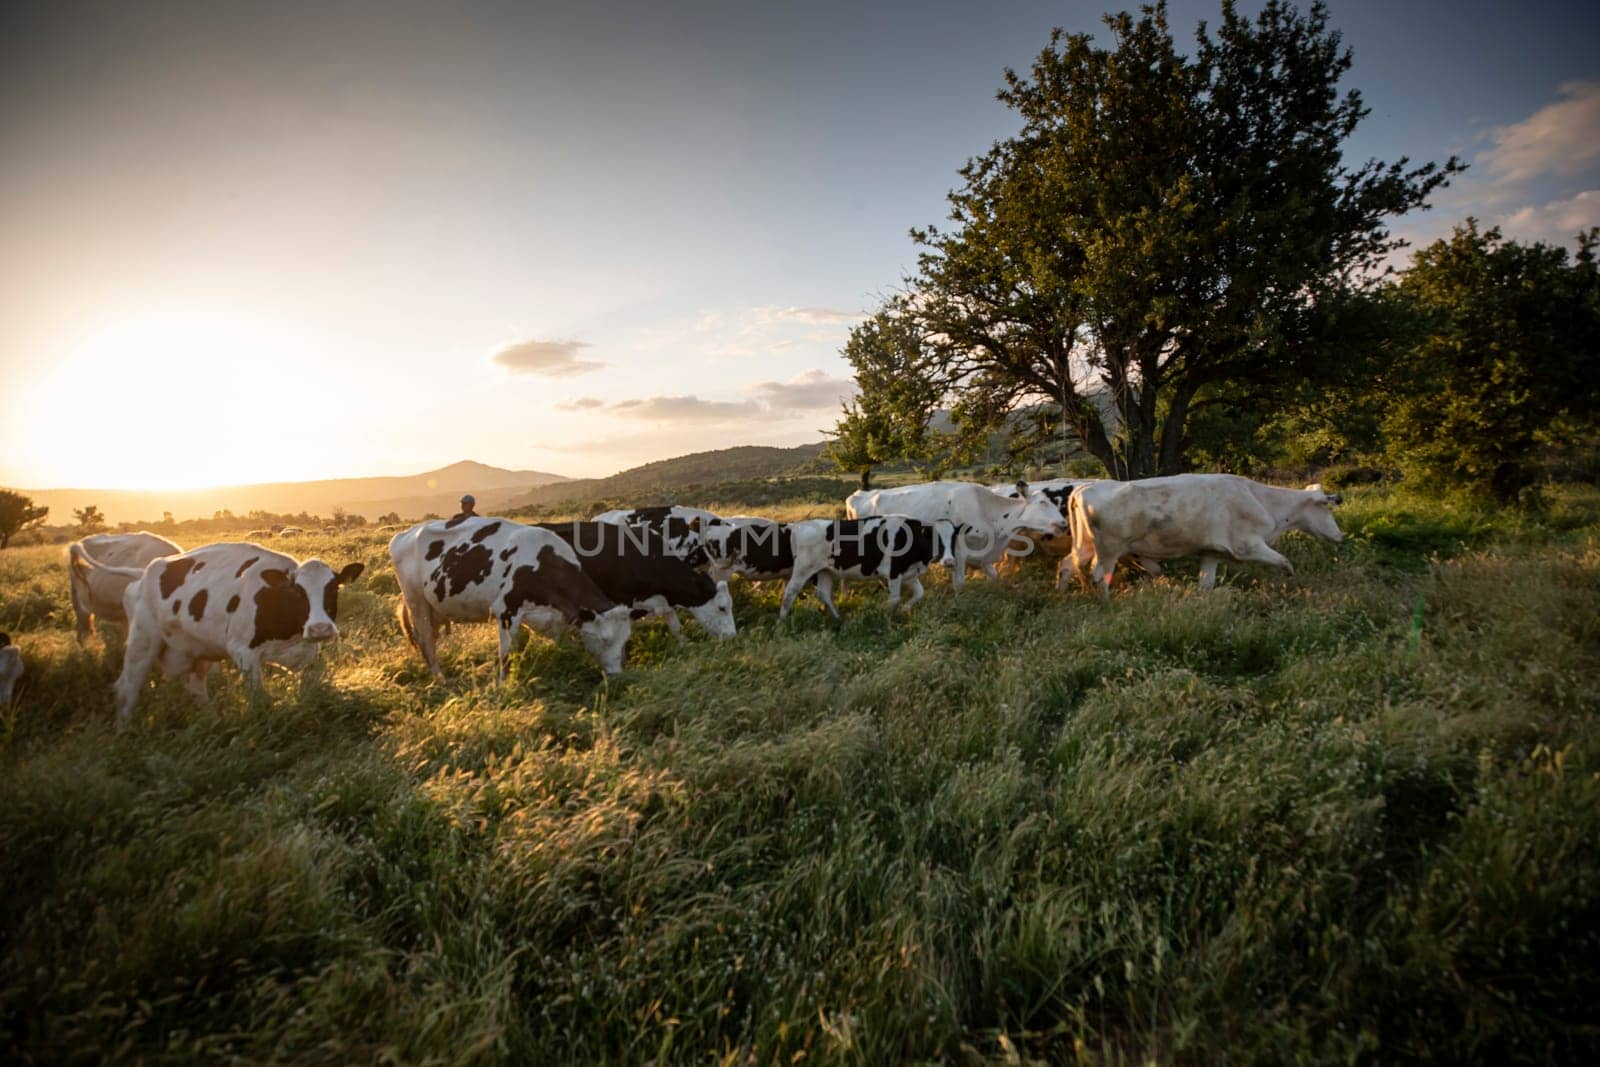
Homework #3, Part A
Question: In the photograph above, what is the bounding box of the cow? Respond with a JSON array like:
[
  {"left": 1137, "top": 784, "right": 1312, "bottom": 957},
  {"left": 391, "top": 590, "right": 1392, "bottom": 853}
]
[
  {"left": 846, "top": 480, "right": 1069, "bottom": 588},
  {"left": 700, "top": 517, "right": 796, "bottom": 584},
  {"left": 66, "top": 531, "right": 182, "bottom": 643},
  {"left": 389, "top": 517, "right": 632, "bottom": 679},
  {"left": 1063, "top": 475, "right": 1344, "bottom": 596},
  {"left": 113, "top": 543, "right": 365, "bottom": 724},
  {"left": 0, "top": 632, "right": 21, "bottom": 707},
  {"left": 592, "top": 505, "right": 721, "bottom": 568},
  {"left": 779, "top": 516, "right": 956, "bottom": 621},
  {"left": 532, "top": 520, "right": 735, "bottom": 641}
]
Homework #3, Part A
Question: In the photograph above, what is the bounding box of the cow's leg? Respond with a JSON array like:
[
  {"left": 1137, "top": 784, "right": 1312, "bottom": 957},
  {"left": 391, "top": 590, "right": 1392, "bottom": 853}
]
[
  {"left": 113, "top": 610, "right": 162, "bottom": 726},
  {"left": 1090, "top": 552, "right": 1118, "bottom": 600},
  {"left": 497, "top": 620, "right": 517, "bottom": 681},
  {"left": 885, "top": 575, "right": 903, "bottom": 610},
  {"left": 981, "top": 560, "right": 1001, "bottom": 581},
  {"left": 1236, "top": 539, "right": 1294, "bottom": 576},
  {"left": 230, "top": 647, "right": 267, "bottom": 691},
  {"left": 1134, "top": 556, "right": 1163, "bottom": 578},
  {"left": 901, "top": 576, "right": 925, "bottom": 611},
  {"left": 661, "top": 607, "right": 684, "bottom": 643},
  {"left": 779, "top": 569, "right": 816, "bottom": 620},
  {"left": 1197, "top": 555, "right": 1221, "bottom": 591},
  {"left": 399, "top": 591, "right": 443, "bottom": 678},
  {"left": 159, "top": 645, "right": 208, "bottom": 705},
  {"left": 1064, "top": 537, "right": 1094, "bottom": 592},
  {"left": 811, "top": 572, "right": 841, "bottom": 622}
]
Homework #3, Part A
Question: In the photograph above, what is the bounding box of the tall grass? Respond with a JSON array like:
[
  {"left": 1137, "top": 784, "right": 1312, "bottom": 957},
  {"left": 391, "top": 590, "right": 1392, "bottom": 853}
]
[{"left": 1, "top": 486, "right": 1596, "bottom": 1063}]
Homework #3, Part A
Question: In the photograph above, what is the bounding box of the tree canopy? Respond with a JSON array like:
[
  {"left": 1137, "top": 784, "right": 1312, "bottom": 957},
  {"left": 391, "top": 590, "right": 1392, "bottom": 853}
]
[
  {"left": 853, "top": 0, "right": 1456, "bottom": 480},
  {"left": 0, "top": 490, "right": 49, "bottom": 550}
]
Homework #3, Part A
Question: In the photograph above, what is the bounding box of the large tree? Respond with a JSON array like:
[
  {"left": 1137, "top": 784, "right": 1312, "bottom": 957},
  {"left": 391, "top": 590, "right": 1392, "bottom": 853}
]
[
  {"left": 0, "top": 490, "right": 49, "bottom": 549},
  {"left": 896, "top": 0, "right": 1456, "bottom": 479},
  {"left": 1386, "top": 221, "right": 1600, "bottom": 502}
]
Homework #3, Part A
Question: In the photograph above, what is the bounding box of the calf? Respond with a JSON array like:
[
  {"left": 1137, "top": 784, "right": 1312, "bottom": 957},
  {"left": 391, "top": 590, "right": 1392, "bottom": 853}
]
[
  {"left": 0, "top": 632, "right": 21, "bottom": 707},
  {"left": 534, "top": 521, "right": 735, "bottom": 641},
  {"left": 66, "top": 531, "right": 182, "bottom": 643},
  {"left": 1065, "top": 475, "right": 1344, "bottom": 596},
  {"left": 114, "top": 543, "right": 365, "bottom": 724},
  {"left": 389, "top": 517, "right": 632, "bottom": 678},
  {"left": 780, "top": 516, "right": 955, "bottom": 620}
]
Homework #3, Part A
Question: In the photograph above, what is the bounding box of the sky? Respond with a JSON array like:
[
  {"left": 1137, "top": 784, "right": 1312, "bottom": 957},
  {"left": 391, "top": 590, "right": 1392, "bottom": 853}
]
[{"left": 2, "top": 0, "right": 1596, "bottom": 491}]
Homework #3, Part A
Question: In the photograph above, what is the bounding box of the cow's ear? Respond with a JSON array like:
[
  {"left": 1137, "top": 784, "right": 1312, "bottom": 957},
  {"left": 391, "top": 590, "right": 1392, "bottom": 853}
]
[
  {"left": 1015, "top": 480, "right": 1029, "bottom": 496},
  {"left": 337, "top": 562, "right": 365, "bottom": 584},
  {"left": 687, "top": 517, "right": 701, "bottom": 532},
  {"left": 259, "top": 568, "right": 291, "bottom": 588}
]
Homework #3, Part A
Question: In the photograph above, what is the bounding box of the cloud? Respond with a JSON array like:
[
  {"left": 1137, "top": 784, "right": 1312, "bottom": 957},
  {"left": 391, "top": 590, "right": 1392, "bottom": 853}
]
[
  {"left": 762, "top": 306, "right": 861, "bottom": 325},
  {"left": 1479, "top": 81, "right": 1600, "bottom": 185},
  {"left": 1497, "top": 189, "right": 1600, "bottom": 247},
  {"left": 749, "top": 370, "right": 856, "bottom": 413},
  {"left": 611, "top": 395, "right": 763, "bottom": 423},
  {"left": 490, "top": 339, "right": 605, "bottom": 376},
  {"left": 564, "top": 371, "right": 856, "bottom": 425}
]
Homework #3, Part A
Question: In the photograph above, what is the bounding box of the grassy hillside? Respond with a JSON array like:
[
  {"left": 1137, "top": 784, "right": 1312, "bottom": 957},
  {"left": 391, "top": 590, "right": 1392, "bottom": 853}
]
[
  {"left": 502, "top": 442, "right": 829, "bottom": 514},
  {"left": 0, "top": 485, "right": 1596, "bottom": 1063}
]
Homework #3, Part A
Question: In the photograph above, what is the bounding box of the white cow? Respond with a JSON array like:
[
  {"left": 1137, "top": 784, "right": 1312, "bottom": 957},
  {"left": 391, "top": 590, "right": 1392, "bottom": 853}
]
[
  {"left": 66, "top": 532, "right": 182, "bottom": 643},
  {"left": 0, "top": 632, "right": 21, "bottom": 707},
  {"left": 114, "top": 543, "right": 365, "bottom": 724},
  {"left": 846, "top": 480, "right": 1069, "bottom": 587},
  {"left": 389, "top": 517, "right": 633, "bottom": 679},
  {"left": 1064, "top": 475, "right": 1344, "bottom": 595}
]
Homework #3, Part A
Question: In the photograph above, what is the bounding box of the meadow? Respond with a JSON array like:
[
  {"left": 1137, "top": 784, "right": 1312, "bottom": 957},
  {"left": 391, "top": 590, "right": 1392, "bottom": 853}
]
[{"left": 0, "top": 485, "right": 1596, "bottom": 1064}]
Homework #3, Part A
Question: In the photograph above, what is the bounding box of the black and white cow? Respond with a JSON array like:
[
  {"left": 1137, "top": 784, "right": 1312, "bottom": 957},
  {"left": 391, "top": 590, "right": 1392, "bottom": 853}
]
[
  {"left": 113, "top": 543, "right": 365, "bottom": 724},
  {"left": 592, "top": 505, "right": 720, "bottom": 568},
  {"left": 66, "top": 531, "right": 182, "bottom": 643},
  {"left": 700, "top": 517, "right": 797, "bottom": 584},
  {"left": 389, "top": 517, "right": 633, "bottom": 679},
  {"left": 779, "top": 516, "right": 956, "bottom": 620},
  {"left": 533, "top": 521, "right": 735, "bottom": 641},
  {"left": 0, "top": 632, "right": 21, "bottom": 707}
]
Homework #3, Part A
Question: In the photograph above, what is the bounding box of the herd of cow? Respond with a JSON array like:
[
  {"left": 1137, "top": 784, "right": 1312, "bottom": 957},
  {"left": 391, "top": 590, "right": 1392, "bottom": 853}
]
[{"left": 0, "top": 473, "right": 1345, "bottom": 724}]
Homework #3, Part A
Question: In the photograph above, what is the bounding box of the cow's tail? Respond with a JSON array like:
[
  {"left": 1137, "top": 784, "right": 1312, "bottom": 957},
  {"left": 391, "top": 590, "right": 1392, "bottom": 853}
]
[{"left": 396, "top": 599, "right": 418, "bottom": 651}]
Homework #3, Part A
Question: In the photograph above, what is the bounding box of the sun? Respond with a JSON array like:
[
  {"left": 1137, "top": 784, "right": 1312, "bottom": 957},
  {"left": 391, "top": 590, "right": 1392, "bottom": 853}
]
[{"left": 15, "top": 309, "right": 330, "bottom": 490}]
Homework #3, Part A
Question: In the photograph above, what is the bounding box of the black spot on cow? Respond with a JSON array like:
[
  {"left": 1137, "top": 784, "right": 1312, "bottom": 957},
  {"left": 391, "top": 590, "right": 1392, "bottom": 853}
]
[
  {"left": 171, "top": 599, "right": 182, "bottom": 615},
  {"left": 193, "top": 561, "right": 205, "bottom": 571},
  {"left": 1042, "top": 485, "right": 1075, "bottom": 508},
  {"left": 499, "top": 545, "right": 518, "bottom": 561},
  {"left": 623, "top": 506, "right": 674, "bottom": 525},
  {"left": 728, "top": 522, "right": 795, "bottom": 578},
  {"left": 234, "top": 556, "right": 259, "bottom": 578},
  {"left": 250, "top": 577, "right": 310, "bottom": 648},
  {"left": 470, "top": 521, "right": 502, "bottom": 543},
  {"left": 538, "top": 522, "right": 716, "bottom": 610},
  {"left": 444, "top": 514, "right": 470, "bottom": 529},
  {"left": 432, "top": 542, "right": 493, "bottom": 602},
  {"left": 424, "top": 539, "right": 444, "bottom": 561},
  {"left": 320, "top": 562, "right": 363, "bottom": 622},
  {"left": 501, "top": 545, "right": 615, "bottom": 628},
  {"left": 226, "top": 594, "right": 240, "bottom": 613},
  {"left": 159, "top": 558, "right": 196, "bottom": 598},
  {"left": 188, "top": 589, "right": 208, "bottom": 621}
]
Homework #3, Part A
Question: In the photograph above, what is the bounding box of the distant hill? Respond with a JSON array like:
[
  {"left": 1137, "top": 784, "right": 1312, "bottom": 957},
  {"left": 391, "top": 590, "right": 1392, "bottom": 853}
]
[
  {"left": 19, "top": 461, "right": 568, "bottom": 525},
  {"left": 501, "top": 443, "right": 829, "bottom": 513}
]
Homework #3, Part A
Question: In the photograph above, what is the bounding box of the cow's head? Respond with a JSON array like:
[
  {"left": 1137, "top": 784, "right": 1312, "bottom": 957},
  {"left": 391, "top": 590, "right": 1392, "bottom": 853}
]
[
  {"left": 579, "top": 604, "right": 633, "bottom": 675},
  {"left": 689, "top": 579, "right": 737, "bottom": 640},
  {"left": 1013, "top": 493, "right": 1070, "bottom": 541},
  {"left": 931, "top": 520, "right": 960, "bottom": 568},
  {"left": 261, "top": 559, "right": 365, "bottom": 641},
  {"left": 1294, "top": 486, "right": 1345, "bottom": 543}
]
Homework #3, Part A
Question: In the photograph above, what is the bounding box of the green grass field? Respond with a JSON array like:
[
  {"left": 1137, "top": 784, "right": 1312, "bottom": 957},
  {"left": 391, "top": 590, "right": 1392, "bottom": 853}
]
[{"left": 1, "top": 486, "right": 1597, "bottom": 1064}]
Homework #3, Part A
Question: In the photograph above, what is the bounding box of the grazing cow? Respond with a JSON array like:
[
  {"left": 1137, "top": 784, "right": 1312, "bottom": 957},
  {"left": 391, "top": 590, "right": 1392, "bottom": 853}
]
[
  {"left": 533, "top": 520, "right": 735, "bottom": 641},
  {"left": 846, "top": 481, "right": 1069, "bottom": 587},
  {"left": 780, "top": 516, "right": 956, "bottom": 620},
  {"left": 0, "top": 632, "right": 21, "bottom": 707},
  {"left": 113, "top": 543, "right": 365, "bottom": 724},
  {"left": 66, "top": 532, "right": 182, "bottom": 643},
  {"left": 389, "top": 517, "right": 632, "bottom": 678},
  {"left": 592, "top": 505, "right": 721, "bottom": 568},
  {"left": 1064, "top": 475, "right": 1344, "bottom": 596}
]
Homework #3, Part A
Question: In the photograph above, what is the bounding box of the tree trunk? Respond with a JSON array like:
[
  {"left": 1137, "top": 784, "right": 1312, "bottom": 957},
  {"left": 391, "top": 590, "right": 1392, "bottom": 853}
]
[{"left": 1157, "top": 385, "right": 1195, "bottom": 475}]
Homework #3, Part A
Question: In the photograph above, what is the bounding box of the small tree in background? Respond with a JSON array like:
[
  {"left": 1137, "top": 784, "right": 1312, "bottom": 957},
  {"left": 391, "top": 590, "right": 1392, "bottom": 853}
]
[
  {"left": 0, "top": 490, "right": 49, "bottom": 549},
  {"left": 377, "top": 511, "right": 402, "bottom": 525},
  {"left": 73, "top": 505, "right": 107, "bottom": 534},
  {"left": 1387, "top": 221, "right": 1600, "bottom": 502},
  {"left": 826, "top": 305, "right": 950, "bottom": 482}
]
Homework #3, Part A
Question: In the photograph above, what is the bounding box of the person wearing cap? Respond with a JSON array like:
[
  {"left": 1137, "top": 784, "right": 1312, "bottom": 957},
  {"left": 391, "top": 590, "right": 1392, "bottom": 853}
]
[{"left": 447, "top": 494, "right": 478, "bottom": 527}]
